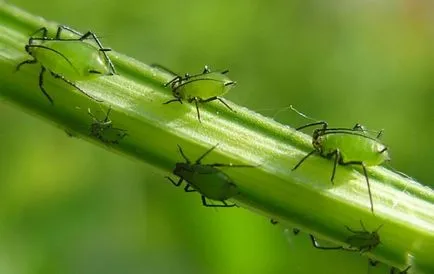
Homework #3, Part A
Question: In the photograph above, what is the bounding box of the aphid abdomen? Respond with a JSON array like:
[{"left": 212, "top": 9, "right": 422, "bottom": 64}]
[
  {"left": 321, "top": 134, "right": 388, "bottom": 166},
  {"left": 186, "top": 165, "right": 239, "bottom": 201},
  {"left": 32, "top": 41, "right": 110, "bottom": 80}
]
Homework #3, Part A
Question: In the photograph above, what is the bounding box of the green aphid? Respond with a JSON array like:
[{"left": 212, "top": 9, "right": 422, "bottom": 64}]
[
  {"left": 166, "top": 144, "right": 255, "bottom": 207},
  {"left": 308, "top": 221, "right": 382, "bottom": 253},
  {"left": 154, "top": 64, "right": 236, "bottom": 122},
  {"left": 88, "top": 107, "right": 127, "bottom": 144},
  {"left": 16, "top": 25, "right": 116, "bottom": 104},
  {"left": 291, "top": 107, "right": 389, "bottom": 213}
]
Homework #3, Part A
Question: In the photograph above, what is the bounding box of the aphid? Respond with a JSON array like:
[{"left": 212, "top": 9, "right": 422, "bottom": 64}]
[
  {"left": 154, "top": 64, "right": 236, "bottom": 122},
  {"left": 166, "top": 144, "right": 255, "bottom": 207},
  {"left": 291, "top": 106, "right": 389, "bottom": 213},
  {"left": 88, "top": 106, "right": 127, "bottom": 144},
  {"left": 16, "top": 25, "right": 116, "bottom": 104},
  {"left": 308, "top": 221, "right": 382, "bottom": 253}
]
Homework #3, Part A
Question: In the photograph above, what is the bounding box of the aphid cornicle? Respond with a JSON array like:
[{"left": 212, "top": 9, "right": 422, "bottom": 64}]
[
  {"left": 291, "top": 107, "right": 389, "bottom": 213},
  {"left": 307, "top": 221, "right": 382, "bottom": 253},
  {"left": 88, "top": 107, "right": 127, "bottom": 144},
  {"left": 166, "top": 144, "right": 255, "bottom": 207},
  {"left": 16, "top": 25, "right": 116, "bottom": 104},
  {"left": 154, "top": 64, "right": 236, "bottom": 122}
]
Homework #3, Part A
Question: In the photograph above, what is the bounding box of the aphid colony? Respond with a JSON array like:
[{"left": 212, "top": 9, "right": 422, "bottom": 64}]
[{"left": 17, "top": 25, "right": 409, "bottom": 273}]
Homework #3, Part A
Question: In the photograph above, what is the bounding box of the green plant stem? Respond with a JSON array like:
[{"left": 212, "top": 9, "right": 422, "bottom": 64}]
[{"left": 0, "top": 3, "right": 433, "bottom": 272}]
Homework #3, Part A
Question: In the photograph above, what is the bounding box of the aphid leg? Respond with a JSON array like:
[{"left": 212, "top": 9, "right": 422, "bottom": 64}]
[
  {"left": 165, "top": 176, "right": 183, "bottom": 187},
  {"left": 49, "top": 71, "right": 103, "bottom": 102},
  {"left": 329, "top": 149, "right": 341, "bottom": 185},
  {"left": 202, "top": 65, "right": 211, "bottom": 74},
  {"left": 221, "top": 69, "right": 229, "bottom": 74},
  {"left": 55, "top": 25, "right": 82, "bottom": 39},
  {"left": 222, "top": 200, "right": 237, "bottom": 207},
  {"left": 376, "top": 129, "right": 384, "bottom": 139},
  {"left": 195, "top": 144, "right": 219, "bottom": 164},
  {"left": 292, "top": 150, "right": 317, "bottom": 171},
  {"left": 270, "top": 219, "right": 279, "bottom": 225},
  {"left": 176, "top": 145, "right": 191, "bottom": 163},
  {"left": 15, "top": 58, "right": 37, "bottom": 71},
  {"left": 340, "top": 161, "right": 374, "bottom": 213},
  {"left": 164, "top": 76, "right": 182, "bottom": 87},
  {"left": 27, "top": 27, "right": 49, "bottom": 44},
  {"left": 78, "top": 31, "right": 117, "bottom": 75},
  {"left": 201, "top": 196, "right": 235, "bottom": 207},
  {"left": 199, "top": 96, "right": 235, "bottom": 113},
  {"left": 379, "top": 147, "right": 388, "bottom": 154},
  {"left": 163, "top": 98, "right": 183, "bottom": 105},
  {"left": 309, "top": 235, "right": 343, "bottom": 250},
  {"left": 37, "top": 66, "right": 54, "bottom": 104},
  {"left": 104, "top": 106, "right": 112, "bottom": 123},
  {"left": 352, "top": 123, "right": 367, "bottom": 133},
  {"left": 184, "top": 184, "right": 196, "bottom": 192},
  {"left": 292, "top": 228, "right": 300, "bottom": 235},
  {"left": 194, "top": 99, "right": 201, "bottom": 122}
]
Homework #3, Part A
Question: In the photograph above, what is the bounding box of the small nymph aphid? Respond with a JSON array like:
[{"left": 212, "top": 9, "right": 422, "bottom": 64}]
[
  {"left": 290, "top": 106, "right": 389, "bottom": 213},
  {"left": 88, "top": 106, "right": 127, "bottom": 144},
  {"left": 308, "top": 221, "right": 382, "bottom": 253},
  {"left": 16, "top": 25, "right": 116, "bottom": 104},
  {"left": 166, "top": 144, "right": 255, "bottom": 207},
  {"left": 154, "top": 64, "right": 236, "bottom": 122}
]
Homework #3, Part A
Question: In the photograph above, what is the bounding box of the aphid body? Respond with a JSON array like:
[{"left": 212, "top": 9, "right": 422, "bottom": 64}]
[
  {"left": 155, "top": 65, "right": 236, "bottom": 122},
  {"left": 293, "top": 119, "right": 389, "bottom": 213},
  {"left": 344, "top": 221, "right": 382, "bottom": 253},
  {"left": 29, "top": 39, "right": 112, "bottom": 80},
  {"left": 167, "top": 144, "right": 254, "bottom": 207},
  {"left": 88, "top": 107, "right": 127, "bottom": 144},
  {"left": 307, "top": 221, "right": 382, "bottom": 253},
  {"left": 16, "top": 25, "right": 116, "bottom": 104}
]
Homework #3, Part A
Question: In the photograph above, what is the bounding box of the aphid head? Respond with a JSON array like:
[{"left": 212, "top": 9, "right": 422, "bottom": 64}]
[
  {"left": 312, "top": 130, "right": 324, "bottom": 152},
  {"left": 173, "top": 162, "right": 192, "bottom": 178}
]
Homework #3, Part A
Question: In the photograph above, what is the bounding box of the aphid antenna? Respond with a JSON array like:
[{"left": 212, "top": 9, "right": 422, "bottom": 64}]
[
  {"left": 195, "top": 143, "right": 220, "bottom": 164},
  {"left": 374, "top": 223, "right": 384, "bottom": 233},
  {"left": 24, "top": 44, "right": 75, "bottom": 68},
  {"left": 150, "top": 63, "right": 179, "bottom": 78},
  {"left": 177, "top": 144, "right": 191, "bottom": 164},
  {"left": 289, "top": 105, "right": 321, "bottom": 122}
]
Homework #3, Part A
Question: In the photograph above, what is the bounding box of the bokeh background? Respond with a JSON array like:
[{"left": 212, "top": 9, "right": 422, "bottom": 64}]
[{"left": 1, "top": 0, "right": 433, "bottom": 273}]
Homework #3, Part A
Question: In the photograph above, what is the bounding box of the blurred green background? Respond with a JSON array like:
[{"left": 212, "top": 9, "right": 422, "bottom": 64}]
[{"left": 1, "top": 0, "right": 433, "bottom": 273}]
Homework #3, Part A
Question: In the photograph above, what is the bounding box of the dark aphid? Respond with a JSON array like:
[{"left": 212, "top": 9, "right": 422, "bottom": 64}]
[
  {"left": 88, "top": 107, "right": 127, "bottom": 144},
  {"left": 153, "top": 64, "right": 236, "bottom": 122},
  {"left": 291, "top": 106, "right": 389, "bottom": 213},
  {"left": 307, "top": 221, "right": 382, "bottom": 253},
  {"left": 166, "top": 144, "right": 255, "bottom": 207},
  {"left": 16, "top": 25, "right": 116, "bottom": 104}
]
